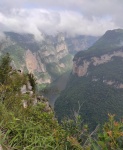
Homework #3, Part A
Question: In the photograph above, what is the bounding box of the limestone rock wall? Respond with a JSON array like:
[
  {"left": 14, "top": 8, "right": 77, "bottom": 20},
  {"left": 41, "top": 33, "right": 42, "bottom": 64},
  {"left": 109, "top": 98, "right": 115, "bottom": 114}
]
[{"left": 73, "top": 50, "right": 123, "bottom": 77}]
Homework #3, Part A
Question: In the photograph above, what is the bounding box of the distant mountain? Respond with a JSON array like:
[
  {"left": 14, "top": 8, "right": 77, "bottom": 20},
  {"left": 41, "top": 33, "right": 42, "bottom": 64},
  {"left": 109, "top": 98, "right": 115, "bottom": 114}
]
[
  {"left": 55, "top": 29, "right": 123, "bottom": 128},
  {"left": 0, "top": 32, "right": 98, "bottom": 91},
  {"left": 66, "top": 35, "right": 99, "bottom": 54}
]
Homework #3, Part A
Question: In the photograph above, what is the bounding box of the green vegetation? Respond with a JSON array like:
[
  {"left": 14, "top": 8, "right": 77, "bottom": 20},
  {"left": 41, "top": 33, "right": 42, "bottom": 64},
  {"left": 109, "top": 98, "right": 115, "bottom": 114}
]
[
  {"left": 0, "top": 54, "right": 86, "bottom": 149},
  {"left": 46, "top": 54, "right": 73, "bottom": 80},
  {"left": 55, "top": 29, "right": 123, "bottom": 129},
  {"left": 59, "top": 54, "right": 73, "bottom": 70},
  {"left": 27, "top": 73, "right": 37, "bottom": 93},
  {"left": 40, "top": 71, "right": 71, "bottom": 108},
  {"left": 95, "top": 114, "right": 123, "bottom": 149},
  {"left": 3, "top": 44, "right": 25, "bottom": 68},
  {"left": 1, "top": 32, "right": 75, "bottom": 91},
  {"left": 5, "top": 32, "right": 40, "bottom": 52},
  {"left": 46, "top": 62, "right": 62, "bottom": 79},
  {"left": 74, "top": 29, "right": 123, "bottom": 59},
  {"left": 37, "top": 83, "right": 49, "bottom": 91},
  {"left": 1, "top": 54, "right": 123, "bottom": 149}
]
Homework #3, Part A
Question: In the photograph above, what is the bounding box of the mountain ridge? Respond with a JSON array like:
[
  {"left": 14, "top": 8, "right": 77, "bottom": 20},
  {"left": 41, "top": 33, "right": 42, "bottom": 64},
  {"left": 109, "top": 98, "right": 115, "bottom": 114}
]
[
  {"left": 0, "top": 31, "right": 98, "bottom": 91},
  {"left": 55, "top": 28, "right": 123, "bottom": 128}
]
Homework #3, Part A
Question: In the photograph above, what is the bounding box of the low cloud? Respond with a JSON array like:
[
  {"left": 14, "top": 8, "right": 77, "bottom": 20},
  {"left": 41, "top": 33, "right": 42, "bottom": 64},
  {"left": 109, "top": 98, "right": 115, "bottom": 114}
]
[
  {"left": 0, "top": 0, "right": 122, "bottom": 39},
  {"left": 0, "top": 9, "right": 118, "bottom": 39}
]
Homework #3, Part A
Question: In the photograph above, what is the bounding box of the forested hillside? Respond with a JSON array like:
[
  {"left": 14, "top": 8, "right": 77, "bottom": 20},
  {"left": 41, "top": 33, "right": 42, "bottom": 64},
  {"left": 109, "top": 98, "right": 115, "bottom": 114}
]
[
  {"left": 1, "top": 54, "right": 123, "bottom": 149},
  {"left": 0, "top": 32, "right": 98, "bottom": 90},
  {"left": 55, "top": 29, "right": 123, "bottom": 129},
  {"left": 0, "top": 54, "right": 83, "bottom": 149}
]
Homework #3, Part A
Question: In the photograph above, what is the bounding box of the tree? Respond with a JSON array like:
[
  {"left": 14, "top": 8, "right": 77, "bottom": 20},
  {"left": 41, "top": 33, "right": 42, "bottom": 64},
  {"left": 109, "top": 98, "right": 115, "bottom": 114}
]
[{"left": 0, "top": 53, "right": 12, "bottom": 84}]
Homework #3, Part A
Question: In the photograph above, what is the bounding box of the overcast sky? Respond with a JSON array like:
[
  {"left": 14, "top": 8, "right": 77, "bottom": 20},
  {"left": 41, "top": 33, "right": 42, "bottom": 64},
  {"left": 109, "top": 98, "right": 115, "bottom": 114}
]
[{"left": 0, "top": 0, "right": 122, "bottom": 39}]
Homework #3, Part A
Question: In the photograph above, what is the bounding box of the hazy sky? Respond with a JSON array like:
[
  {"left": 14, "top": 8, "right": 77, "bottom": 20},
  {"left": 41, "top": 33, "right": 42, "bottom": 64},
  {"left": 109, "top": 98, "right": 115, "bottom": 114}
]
[{"left": 0, "top": 0, "right": 122, "bottom": 38}]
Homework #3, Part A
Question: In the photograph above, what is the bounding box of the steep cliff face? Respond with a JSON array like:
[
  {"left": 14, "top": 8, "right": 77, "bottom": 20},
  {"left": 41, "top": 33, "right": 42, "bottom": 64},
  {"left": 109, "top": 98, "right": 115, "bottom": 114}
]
[
  {"left": 55, "top": 29, "right": 123, "bottom": 128},
  {"left": 25, "top": 49, "right": 46, "bottom": 73},
  {"left": 0, "top": 32, "right": 70, "bottom": 86},
  {"left": 72, "top": 49, "right": 123, "bottom": 90},
  {"left": 25, "top": 50, "right": 38, "bottom": 73},
  {"left": 73, "top": 50, "right": 123, "bottom": 77},
  {"left": 0, "top": 32, "right": 98, "bottom": 88}
]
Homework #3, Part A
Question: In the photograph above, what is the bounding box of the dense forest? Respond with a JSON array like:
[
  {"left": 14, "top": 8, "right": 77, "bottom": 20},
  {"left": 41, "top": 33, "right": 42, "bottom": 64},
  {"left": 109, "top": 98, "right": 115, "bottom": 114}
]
[
  {"left": 55, "top": 56, "right": 123, "bottom": 128},
  {"left": 1, "top": 54, "right": 123, "bottom": 149},
  {"left": 55, "top": 29, "right": 123, "bottom": 133}
]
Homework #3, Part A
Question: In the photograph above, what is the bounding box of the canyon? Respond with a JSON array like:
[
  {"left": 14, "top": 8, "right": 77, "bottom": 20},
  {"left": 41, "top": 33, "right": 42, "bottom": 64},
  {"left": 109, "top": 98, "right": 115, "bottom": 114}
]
[
  {"left": 55, "top": 29, "right": 123, "bottom": 128},
  {"left": 0, "top": 32, "right": 98, "bottom": 91}
]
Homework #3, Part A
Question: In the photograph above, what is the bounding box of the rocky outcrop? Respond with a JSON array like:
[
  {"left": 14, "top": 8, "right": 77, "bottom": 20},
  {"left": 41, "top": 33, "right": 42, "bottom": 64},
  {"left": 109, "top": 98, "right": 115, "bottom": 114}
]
[
  {"left": 37, "top": 78, "right": 51, "bottom": 84},
  {"left": 103, "top": 80, "right": 123, "bottom": 89},
  {"left": 73, "top": 60, "right": 90, "bottom": 77},
  {"left": 36, "top": 54, "right": 46, "bottom": 72},
  {"left": 0, "top": 145, "right": 2, "bottom": 150},
  {"left": 0, "top": 32, "right": 98, "bottom": 86},
  {"left": 92, "top": 78, "right": 123, "bottom": 89},
  {"left": 21, "top": 77, "right": 52, "bottom": 111},
  {"left": 92, "top": 51, "right": 123, "bottom": 66},
  {"left": 25, "top": 50, "right": 38, "bottom": 73},
  {"left": 73, "top": 50, "right": 123, "bottom": 77},
  {"left": 59, "top": 63, "right": 65, "bottom": 68},
  {"left": 56, "top": 42, "right": 68, "bottom": 52},
  {"left": 24, "top": 39, "right": 69, "bottom": 84},
  {"left": 55, "top": 29, "right": 123, "bottom": 128},
  {"left": 25, "top": 49, "right": 46, "bottom": 73}
]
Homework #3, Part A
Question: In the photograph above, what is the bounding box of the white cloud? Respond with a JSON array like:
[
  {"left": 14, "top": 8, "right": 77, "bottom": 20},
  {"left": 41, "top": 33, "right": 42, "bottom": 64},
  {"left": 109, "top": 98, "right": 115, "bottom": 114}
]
[{"left": 0, "top": 0, "right": 122, "bottom": 38}]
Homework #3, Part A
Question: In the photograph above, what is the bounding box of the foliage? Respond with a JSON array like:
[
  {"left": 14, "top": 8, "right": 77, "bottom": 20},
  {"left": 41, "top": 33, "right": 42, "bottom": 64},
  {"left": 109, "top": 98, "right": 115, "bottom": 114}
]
[
  {"left": 2, "top": 54, "right": 123, "bottom": 150},
  {"left": 0, "top": 54, "right": 84, "bottom": 150},
  {"left": 46, "top": 54, "right": 72, "bottom": 80},
  {"left": 61, "top": 115, "right": 90, "bottom": 148},
  {"left": 74, "top": 29, "right": 123, "bottom": 59},
  {"left": 5, "top": 32, "right": 40, "bottom": 52},
  {"left": 91, "top": 114, "right": 123, "bottom": 150},
  {"left": 55, "top": 29, "right": 123, "bottom": 129},
  {"left": 27, "top": 73, "right": 37, "bottom": 93},
  {"left": 55, "top": 69, "right": 123, "bottom": 129},
  {"left": 46, "top": 63, "right": 62, "bottom": 79},
  {"left": 0, "top": 103, "right": 75, "bottom": 150},
  {"left": 59, "top": 54, "right": 73, "bottom": 70},
  {"left": 0, "top": 53, "right": 12, "bottom": 84}
]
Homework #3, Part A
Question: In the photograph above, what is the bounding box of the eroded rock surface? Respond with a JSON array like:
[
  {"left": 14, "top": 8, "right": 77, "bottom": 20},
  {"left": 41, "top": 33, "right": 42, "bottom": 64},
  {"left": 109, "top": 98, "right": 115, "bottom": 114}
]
[{"left": 73, "top": 50, "right": 123, "bottom": 77}]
